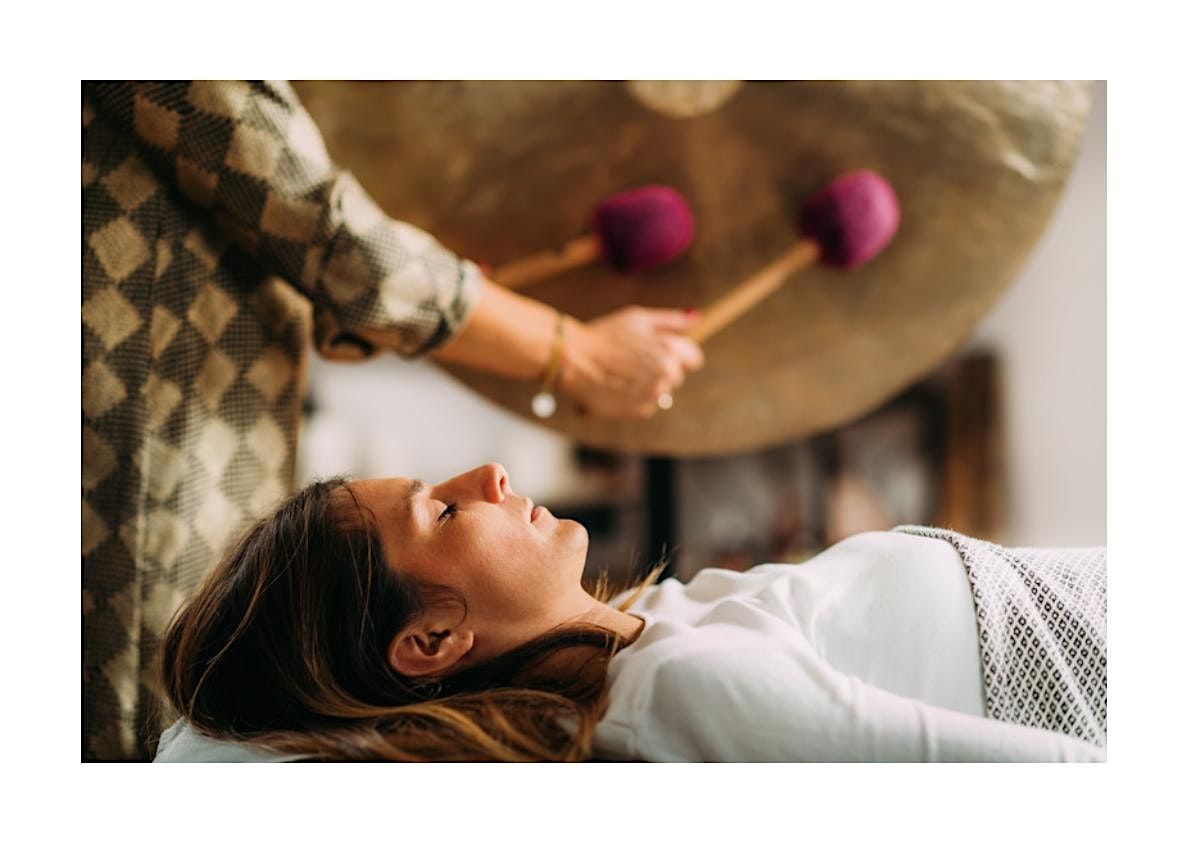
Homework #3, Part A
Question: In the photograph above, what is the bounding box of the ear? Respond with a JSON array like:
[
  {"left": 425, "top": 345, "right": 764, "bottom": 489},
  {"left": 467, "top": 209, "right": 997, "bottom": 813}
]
[{"left": 388, "top": 620, "right": 476, "bottom": 678}]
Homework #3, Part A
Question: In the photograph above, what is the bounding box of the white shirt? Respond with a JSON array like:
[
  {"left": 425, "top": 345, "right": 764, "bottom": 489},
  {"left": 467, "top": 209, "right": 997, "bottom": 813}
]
[{"left": 593, "top": 531, "right": 1103, "bottom": 762}]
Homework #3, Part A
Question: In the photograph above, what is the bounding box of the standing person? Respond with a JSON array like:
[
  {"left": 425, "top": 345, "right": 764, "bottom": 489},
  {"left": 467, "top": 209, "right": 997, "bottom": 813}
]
[{"left": 82, "top": 81, "right": 703, "bottom": 760}]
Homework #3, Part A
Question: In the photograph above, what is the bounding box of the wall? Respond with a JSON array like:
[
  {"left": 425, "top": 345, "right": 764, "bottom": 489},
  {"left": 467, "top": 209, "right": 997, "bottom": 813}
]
[{"left": 962, "top": 80, "right": 1106, "bottom": 546}]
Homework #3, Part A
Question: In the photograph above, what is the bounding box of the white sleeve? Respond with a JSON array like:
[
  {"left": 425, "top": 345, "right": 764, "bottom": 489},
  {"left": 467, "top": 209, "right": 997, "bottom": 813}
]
[{"left": 630, "top": 638, "right": 1104, "bottom": 762}]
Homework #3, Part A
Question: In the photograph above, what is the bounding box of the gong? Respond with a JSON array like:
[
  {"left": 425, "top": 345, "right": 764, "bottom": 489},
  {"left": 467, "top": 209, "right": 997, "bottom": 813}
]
[{"left": 293, "top": 80, "right": 1092, "bottom": 456}]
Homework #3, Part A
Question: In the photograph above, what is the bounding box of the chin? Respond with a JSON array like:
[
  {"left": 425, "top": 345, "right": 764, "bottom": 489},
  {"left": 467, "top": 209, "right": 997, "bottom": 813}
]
[
  {"left": 560, "top": 518, "right": 590, "bottom": 557},
  {"left": 562, "top": 517, "right": 588, "bottom": 542}
]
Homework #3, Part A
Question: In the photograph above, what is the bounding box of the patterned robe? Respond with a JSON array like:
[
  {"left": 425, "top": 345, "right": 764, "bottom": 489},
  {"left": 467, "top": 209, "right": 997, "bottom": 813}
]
[{"left": 82, "top": 81, "right": 482, "bottom": 760}]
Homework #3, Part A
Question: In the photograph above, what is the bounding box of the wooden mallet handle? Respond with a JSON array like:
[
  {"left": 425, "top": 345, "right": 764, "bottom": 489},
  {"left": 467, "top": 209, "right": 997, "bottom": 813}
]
[
  {"left": 686, "top": 239, "right": 822, "bottom": 343},
  {"left": 491, "top": 234, "right": 602, "bottom": 290}
]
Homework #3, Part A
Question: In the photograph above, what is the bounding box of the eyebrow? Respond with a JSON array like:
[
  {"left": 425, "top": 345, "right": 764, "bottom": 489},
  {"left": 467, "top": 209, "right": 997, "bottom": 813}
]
[{"left": 404, "top": 479, "right": 425, "bottom": 517}]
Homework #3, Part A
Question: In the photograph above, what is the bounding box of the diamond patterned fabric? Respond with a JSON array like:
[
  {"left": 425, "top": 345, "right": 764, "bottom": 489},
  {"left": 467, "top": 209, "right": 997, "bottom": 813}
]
[
  {"left": 82, "top": 81, "right": 482, "bottom": 759},
  {"left": 895, "top": 526, "right": 1107, "bottom": 748}
]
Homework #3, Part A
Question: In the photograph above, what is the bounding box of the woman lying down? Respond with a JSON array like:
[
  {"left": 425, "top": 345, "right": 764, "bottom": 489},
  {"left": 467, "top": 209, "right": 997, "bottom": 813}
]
[{"left": 155, "top": 463, "right": 1106, "bottom": 762}]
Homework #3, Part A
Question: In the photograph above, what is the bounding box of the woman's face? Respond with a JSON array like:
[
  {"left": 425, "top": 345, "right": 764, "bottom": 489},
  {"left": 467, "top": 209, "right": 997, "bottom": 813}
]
[{"left": 349, "top": 463, "right": 591, "bottom": 665}]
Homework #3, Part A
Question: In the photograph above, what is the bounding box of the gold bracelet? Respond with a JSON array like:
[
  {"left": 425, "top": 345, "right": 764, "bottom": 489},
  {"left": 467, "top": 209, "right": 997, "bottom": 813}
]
[{"left": 531, "top": 310, "right": 565, "bottom": 419}]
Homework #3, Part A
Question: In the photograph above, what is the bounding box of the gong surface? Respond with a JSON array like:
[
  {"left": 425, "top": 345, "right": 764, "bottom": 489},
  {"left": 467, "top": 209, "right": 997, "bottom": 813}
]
[{"left": 293, "top": 81, "right": 1092, "bottom": 456}]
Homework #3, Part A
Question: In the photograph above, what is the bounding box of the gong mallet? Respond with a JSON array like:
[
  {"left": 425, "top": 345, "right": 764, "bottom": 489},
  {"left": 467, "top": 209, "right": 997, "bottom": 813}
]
[
  {"left": 686, "top": 170, "right": 900, "bottom": 344},
  {"left": 491, "top": 185, "right": 695, "bottom": 289}
]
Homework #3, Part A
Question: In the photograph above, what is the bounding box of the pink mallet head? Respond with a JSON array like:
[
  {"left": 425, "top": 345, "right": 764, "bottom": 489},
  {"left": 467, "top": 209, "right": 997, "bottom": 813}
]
[
  {"left": 592, "top": 185, "right": 695, "bottom": 273},
  {"left": 799, "top": 170, "right": 900, "bottom": 269}
]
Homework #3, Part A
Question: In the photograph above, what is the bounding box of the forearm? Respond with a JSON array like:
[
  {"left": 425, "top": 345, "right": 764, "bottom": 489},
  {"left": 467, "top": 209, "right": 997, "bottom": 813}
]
[
  {"left": 645, "top": 646, "right": 1105, "bottom": 762},
  {"left": 832, "top": 672, "right": 1105, "bottom": 762},
  {"left": 429, "top": 277, "right": 560, "bottom": 381}
]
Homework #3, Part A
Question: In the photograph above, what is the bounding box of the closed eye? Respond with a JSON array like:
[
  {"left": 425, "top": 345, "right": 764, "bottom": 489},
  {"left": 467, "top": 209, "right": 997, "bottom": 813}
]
[{"left": 437, "top": 502, "right": 458, "bottom": 523}]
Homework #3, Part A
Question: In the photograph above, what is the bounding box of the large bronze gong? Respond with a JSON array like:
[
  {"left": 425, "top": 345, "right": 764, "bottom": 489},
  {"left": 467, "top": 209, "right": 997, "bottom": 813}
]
[{"left": 293, "top": 81, "right": 1092, "bottom": 456}]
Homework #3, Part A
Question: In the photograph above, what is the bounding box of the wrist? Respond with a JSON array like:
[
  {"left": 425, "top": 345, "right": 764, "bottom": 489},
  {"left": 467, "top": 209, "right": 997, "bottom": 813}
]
[
  {"left": 556, "top": 315, "right": 590, "bottom": 398},
  {"left": 530, "top": 310, "right": 567, "bottom": 418}
]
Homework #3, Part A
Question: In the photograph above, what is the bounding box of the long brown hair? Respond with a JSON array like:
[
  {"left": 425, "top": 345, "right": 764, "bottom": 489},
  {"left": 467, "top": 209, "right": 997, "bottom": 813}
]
[{"left": 158, "top": 477, "right": 660, "bottom": 761}]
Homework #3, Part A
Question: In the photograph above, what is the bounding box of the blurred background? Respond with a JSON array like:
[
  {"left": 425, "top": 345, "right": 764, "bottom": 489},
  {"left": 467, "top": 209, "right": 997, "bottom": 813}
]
[{"left": 296, "top": 81, "right": 1104, "bottom": 586}]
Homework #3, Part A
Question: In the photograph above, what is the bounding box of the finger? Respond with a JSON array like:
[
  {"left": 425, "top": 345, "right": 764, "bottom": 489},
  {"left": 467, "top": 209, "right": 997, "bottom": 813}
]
[
  {"left": 634, "top": 400, "right": 659, "bottom": 419},
  {"left": 631, "top": 344, "right": 686, "bottom": 402},
  {"left": 599, "top": 396, "right": 653, "bottom": 420},
  {"left": 665, "top": 333, "right": 705, "bottom": 373},
  {"left": 657, "top": 349, "right": 685, "bottom": 393},
  {"left": 644, "top": 308, "right": 701, "bottom": 334}
]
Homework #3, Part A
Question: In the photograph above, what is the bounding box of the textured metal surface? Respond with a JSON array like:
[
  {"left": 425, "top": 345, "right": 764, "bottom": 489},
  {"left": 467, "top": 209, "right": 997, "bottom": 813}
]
[{"left": 294, "top": 80, "right": 1093, "bottom": 456}]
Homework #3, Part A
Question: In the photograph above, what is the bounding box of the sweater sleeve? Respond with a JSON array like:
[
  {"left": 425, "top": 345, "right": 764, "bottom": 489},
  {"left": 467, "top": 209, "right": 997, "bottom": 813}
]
[
  {"left": 84, "top": 80, "right": 482, "bottom": 361},
  {"left": 632, "top": 636, "right": 1104, "bottom": 762}
]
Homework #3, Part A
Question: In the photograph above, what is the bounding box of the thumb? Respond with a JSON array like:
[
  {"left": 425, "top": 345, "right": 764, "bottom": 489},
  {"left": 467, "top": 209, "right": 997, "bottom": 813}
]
[{"left": 646, "top": 307, "right": 701, "bottom": 334}]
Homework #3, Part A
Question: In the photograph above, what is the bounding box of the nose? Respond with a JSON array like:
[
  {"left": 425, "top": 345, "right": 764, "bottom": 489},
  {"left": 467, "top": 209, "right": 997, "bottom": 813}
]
[
  {"left": 478, "top": 463, "right": 509, "bottom": 504},
  {"left": 435, "top": 463, "right": 509, "bottom": 505}
]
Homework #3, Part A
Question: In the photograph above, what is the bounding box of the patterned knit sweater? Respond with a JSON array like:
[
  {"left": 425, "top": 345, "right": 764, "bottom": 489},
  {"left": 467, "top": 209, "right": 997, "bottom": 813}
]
[{"left": 82, "top": 81, "right": 482, "bottom": 759}]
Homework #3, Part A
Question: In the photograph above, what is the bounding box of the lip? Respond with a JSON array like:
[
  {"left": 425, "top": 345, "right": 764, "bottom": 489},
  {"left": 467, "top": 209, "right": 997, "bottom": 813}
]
[{"left": 530, "top": 505, "right": 545, "bottom": 523}]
